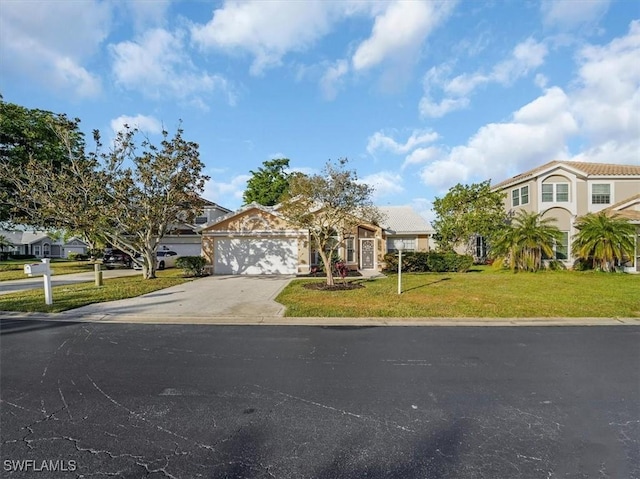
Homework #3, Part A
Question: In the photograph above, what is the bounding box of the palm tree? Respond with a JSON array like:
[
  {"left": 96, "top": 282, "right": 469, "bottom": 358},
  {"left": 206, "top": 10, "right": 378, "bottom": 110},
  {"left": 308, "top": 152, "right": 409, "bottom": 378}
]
[
  {"left": 572, "top": 212, "right": 636, "bottom": 272},
  {"left": 491, "top": 211, "right": 562, "bottom": 272}
]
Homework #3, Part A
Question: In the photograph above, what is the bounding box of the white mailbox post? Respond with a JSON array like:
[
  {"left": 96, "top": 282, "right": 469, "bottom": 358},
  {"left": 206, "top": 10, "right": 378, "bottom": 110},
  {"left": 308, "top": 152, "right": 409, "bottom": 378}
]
[{"left": 24, "top": 258, "right": 53, "bottom": 305}]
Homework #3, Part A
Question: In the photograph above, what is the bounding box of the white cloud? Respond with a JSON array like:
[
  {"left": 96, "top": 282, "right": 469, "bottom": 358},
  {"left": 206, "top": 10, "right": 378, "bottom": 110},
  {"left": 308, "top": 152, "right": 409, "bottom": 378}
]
[
  {"left": 359, "top": 171, "right": 404, "bottom": 199},
  {"left": 541, "top": 0, "right": 610, "bottom": 30},
  {"left": 352, "top": 0, "right": 454, "bottom": 72},
  {"left": 110, "top": 115, "right": 163, "bottom": 135},
  {"left": 203, "top": 174, "right": 252, "bottom": 209},
  {"left": 110, "top": 28, "right": 236, "bottom": 106},
  {"left": 418, "top": 21, "right": 640, "bottom": 192},
  {"left": 320, "top": 59, "right": 349, "bottom": 100},
  {"left": 420, "top": 38, "right": 548, "bottom": 118},
  {"left": 402, "top": 146, "right": 440, "bottom": 170},
  {"left": 0, "top": 0, "right": 110, "bottom": 97},
  {"left": 367, "top": 129, "right": 439, "bottom": 155},
  {"left": 419, "top": 87, "right": 578, "bottom": 189},
  {"left": 191, "top": 0, "right": 343, "bottom": 75},
  {"left": 570, "top": 20, "right": 640, "bottom": 147},
  {"left": 123, "top": 0, "right": 171, "bottom": 31}
]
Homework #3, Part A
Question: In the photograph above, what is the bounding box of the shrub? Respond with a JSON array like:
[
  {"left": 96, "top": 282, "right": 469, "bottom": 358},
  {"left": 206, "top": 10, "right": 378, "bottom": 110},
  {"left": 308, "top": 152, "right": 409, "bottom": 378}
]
[
  {"left": 67, "top": 253, "right": 89, "bottom": 261},
  {"left": 9, "top": 254, "right": 36, "bottom": 260},
  {"left": 175, "top": 256, "right": 207, "bottom": 277},
  {"left": 383, "top": 252, "right": 473, "bottom": 273}
]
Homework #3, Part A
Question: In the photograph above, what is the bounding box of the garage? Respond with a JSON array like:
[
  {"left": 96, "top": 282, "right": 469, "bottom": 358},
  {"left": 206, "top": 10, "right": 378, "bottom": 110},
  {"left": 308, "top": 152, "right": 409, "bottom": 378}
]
[{"left": 214, "top": 237, "right": 298, "bottom": 275}]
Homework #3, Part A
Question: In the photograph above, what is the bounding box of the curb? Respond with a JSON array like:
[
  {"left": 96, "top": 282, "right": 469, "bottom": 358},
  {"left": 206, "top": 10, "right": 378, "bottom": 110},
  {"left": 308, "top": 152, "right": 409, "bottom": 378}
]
[{"left": 1, "top": 311, "right": 639, "bottom": 327}]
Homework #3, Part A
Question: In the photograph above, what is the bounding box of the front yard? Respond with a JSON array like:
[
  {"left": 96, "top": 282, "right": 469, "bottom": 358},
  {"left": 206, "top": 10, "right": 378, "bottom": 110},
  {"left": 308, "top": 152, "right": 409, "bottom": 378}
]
[
  {"left": 277, "top": 268, "right": 640, "bottom": 317},
  {"left": 0, "top": 270, "right": 189, "bottom": 313},
  {"left": 0, "top": 259, "right": 95, "bottom": 281}
]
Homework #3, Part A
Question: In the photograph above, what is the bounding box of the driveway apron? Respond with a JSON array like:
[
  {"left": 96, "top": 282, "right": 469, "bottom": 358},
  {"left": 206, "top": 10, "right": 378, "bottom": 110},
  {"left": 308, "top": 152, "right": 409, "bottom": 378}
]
[{"left": 65, "top": 275, "right": 293, "bottom": 319}]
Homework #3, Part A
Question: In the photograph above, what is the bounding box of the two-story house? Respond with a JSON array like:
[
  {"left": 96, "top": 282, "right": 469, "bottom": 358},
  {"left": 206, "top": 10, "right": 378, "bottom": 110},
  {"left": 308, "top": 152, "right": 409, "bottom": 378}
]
[{"left": 491, "top": 161, "right": 640, "bottom": 272}]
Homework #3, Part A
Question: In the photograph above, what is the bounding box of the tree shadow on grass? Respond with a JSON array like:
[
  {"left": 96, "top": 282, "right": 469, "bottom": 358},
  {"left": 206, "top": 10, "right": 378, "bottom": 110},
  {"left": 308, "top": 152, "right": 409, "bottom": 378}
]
[{"left": 403, "top": 277, "right": 451, "bottom": 293}]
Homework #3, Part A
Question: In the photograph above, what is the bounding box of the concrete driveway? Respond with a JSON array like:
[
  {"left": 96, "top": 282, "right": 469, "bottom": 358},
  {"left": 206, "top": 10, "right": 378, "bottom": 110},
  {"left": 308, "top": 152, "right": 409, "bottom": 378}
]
[{"left": 64, "top": 275, "right": 294, "bottom": 320}]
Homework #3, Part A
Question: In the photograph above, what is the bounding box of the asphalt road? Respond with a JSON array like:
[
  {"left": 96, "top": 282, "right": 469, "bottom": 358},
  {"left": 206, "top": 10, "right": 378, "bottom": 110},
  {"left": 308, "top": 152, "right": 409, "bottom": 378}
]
[{"left": 1, "top": 320, "right": 638, "bottom": 479}]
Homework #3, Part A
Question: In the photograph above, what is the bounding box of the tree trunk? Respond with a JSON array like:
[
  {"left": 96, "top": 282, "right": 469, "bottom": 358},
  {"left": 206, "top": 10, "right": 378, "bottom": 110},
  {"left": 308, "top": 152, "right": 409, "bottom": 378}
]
[
  {"left": 141, "top": 246, "right": 157, "bottom": 279},
  {"left": 318, "top": 249, "right": 334, "bottom": 286}
]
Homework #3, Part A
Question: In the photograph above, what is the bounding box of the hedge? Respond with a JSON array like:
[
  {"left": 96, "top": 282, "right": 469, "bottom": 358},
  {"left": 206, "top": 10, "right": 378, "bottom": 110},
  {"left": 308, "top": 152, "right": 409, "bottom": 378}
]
[{"left": 383, "top": 252, "right": 473, "bottom": 273}]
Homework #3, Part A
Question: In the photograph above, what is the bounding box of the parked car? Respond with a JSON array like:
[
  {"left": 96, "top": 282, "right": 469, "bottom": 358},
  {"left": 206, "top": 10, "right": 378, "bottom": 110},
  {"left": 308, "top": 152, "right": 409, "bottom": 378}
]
[
  {"left": 132, "top": 250, "right": 180, "bottom": 270},
  {"left": 103, "top": 249, "right": 132, "bottom": 269}
]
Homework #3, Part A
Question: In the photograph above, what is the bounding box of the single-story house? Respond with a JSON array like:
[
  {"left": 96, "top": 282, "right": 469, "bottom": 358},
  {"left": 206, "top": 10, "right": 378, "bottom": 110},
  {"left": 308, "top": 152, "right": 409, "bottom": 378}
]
[
  {"left": 0, "top": 230, "right": 89, "bottom": 258},
  {"left": 199, "top": 203, "right": 434, "bottom": 275}
]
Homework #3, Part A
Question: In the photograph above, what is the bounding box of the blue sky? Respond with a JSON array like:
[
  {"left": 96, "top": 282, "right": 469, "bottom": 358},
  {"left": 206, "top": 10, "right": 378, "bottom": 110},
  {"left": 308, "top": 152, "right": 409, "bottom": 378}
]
[{"left": 1, "top": 0, "right": 638, "bottom": 220}]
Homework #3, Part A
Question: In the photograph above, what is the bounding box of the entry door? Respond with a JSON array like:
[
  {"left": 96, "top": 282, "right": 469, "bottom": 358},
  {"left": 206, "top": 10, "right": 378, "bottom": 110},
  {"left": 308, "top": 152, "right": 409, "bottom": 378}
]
[{"left": 360, "top": 239, "right": 375, "bottom": 269}]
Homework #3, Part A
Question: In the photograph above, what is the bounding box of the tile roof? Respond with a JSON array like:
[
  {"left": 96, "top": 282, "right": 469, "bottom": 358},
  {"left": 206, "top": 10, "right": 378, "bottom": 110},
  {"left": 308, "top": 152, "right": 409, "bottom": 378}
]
[
  {"left": 492, "top": 161, "right": 640, "bottom": 189},
  {"left": 377, "top": 206, "right": 433, "bottom": 233},
  {"left": 604, "top": 193, "right": 640, "bottom": 222}
]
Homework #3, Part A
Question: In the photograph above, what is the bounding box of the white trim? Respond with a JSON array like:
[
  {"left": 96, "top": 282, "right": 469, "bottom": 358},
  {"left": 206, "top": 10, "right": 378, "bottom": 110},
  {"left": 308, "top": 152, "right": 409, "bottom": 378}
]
[
  {"left": 203, "top": 230, "right": 305, "bottom": 238},
  {"left": 588, "top": 181, "right": 614, "bottom": 212}
]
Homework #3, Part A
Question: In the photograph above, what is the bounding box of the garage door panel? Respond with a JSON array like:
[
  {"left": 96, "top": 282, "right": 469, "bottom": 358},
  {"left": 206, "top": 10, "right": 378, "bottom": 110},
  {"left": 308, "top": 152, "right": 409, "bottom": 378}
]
[{"left": 215, "top": 238, "right": 297, "bottom": 275}]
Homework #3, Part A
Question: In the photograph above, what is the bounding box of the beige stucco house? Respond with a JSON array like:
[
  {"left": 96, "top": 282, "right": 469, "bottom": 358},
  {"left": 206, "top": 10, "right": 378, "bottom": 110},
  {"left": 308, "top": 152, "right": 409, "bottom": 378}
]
[
  {"left": 199, "top": 203, "right": 433, "bottom": 275},
  {"left": 491, "top": 161, "right": 640, "bottom": 272}
]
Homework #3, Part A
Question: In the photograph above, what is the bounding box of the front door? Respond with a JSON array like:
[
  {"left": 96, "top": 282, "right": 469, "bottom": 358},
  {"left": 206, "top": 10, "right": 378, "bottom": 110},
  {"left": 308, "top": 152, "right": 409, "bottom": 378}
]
[{"left": 360, "top": 239, "right": 375, "bottom": 269}]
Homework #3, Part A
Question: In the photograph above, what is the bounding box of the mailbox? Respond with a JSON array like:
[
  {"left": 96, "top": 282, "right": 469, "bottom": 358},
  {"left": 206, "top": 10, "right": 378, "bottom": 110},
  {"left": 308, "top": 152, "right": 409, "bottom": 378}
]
[{"left": 24, "top": 262, "right": 50, "bottom": 276}]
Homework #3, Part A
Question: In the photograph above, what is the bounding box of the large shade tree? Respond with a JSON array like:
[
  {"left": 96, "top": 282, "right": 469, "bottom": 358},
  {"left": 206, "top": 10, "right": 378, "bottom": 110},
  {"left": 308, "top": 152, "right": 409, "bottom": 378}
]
[
  {"left": 0, "top": 99, "right": 83, "bottom": 222},
  {"left": 279, "top": 159, "right": 382, "bottom": 286},
  {"left": 432, "top": 181, "right": 507, "bottom": 254},
  {"left": 1, "top": 113, "right": 209, "bottom": 279},
  {"left": 491, "top": 211, "right": 563, "bottom": 272},
  {"left": 243, "top": 158, "right": 292, "bottom": 206},
  {"left": 572, "top": 212, "right": 636, "bottom": 272}
]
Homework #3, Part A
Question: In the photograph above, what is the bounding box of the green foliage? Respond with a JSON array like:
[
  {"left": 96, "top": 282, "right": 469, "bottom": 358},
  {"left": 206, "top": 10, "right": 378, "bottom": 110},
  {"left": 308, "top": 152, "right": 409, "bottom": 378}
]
[
  {"left": 571, "top": 212, "right": 636, "bottom": 272},
  {"left": 0, "top": 99, "right": 85, "bottom": 222},
  {"left": 67, "top": 252, "right": 89, "bottom": 261},
  {"left": 384, "top": 252, "right": 473, "bottom": 273},
  {"left": 175, "top": 256, "right": 207, "bottom": 277},
  {"left": 0, "top": 108, "right": 209, "bottom": 280},
  {"left": 279, "top": 159, "right": 382, "bottom": 286},
  {"left": 491, "top": 211, "right": 562, "bottom": 272},
  {"left": 432, "top": 181, "right": 507, "bottom": 253},
  {"left": 243, "top": 158, "right": 291, "bottom": 206}
]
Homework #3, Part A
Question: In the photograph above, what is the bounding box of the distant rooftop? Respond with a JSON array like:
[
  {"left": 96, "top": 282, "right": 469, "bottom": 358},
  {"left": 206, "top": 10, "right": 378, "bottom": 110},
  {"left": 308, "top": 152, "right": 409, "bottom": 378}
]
[{"left": 377, "top": 206, "right": 433, "bottom": 234}]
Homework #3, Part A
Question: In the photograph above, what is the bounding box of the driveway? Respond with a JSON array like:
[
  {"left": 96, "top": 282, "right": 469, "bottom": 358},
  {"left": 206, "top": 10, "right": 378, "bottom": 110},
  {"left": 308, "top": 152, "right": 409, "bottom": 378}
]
[{"left": 64, "top": 275, "right": 294, "bottom": 320}]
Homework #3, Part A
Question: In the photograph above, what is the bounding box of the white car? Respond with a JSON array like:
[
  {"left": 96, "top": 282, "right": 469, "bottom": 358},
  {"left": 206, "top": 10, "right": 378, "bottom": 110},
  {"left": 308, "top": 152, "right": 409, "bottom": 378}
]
[
  {"left": 156, "top": 250, "right": 180, "bottom": 270},
  {"left": 132, "top": 250, "right": 180, "bottom": 270}
]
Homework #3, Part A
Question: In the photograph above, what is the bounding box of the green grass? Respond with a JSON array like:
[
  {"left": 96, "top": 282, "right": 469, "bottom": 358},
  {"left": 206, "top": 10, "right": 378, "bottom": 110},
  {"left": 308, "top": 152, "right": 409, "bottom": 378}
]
[
  {"left": 277, "top": 268, "right": 640, "bottom": 318},
  {"left": 0, "top": 259, "right": 95, "bottom": 281},
  {"left": 0, "top": 270, "right": 190, "bottom": 313}
]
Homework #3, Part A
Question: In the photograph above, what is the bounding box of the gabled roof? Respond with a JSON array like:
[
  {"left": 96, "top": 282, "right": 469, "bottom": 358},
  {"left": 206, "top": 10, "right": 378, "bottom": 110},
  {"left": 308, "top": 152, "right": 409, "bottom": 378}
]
[
  {"left": 376, "top": 206, "right": 433, "bottom": 234},
  {"left": 0, "top": 230, "right": 53, "bottom": 245},
  {"left": 197, "top": 203, "right": 281, "bottom": 231},
  {"left": 492, "top": 161, "right": 640, "bottom": 190},
  {"left": 603, "top": 193, "right": 640, "bottom": 222}
]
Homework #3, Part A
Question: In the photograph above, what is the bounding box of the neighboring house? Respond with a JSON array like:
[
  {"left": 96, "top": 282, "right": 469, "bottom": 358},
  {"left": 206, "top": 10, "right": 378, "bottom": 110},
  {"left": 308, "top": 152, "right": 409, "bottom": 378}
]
[
  {"left": 378, "top": 206, "right": 434, "bottom": 253},
  {"left": 0, "top": 230, "right": 89, "bottom": 258},
  {"left": 157, "top": 200, "right": 232, "bottom": 257},
  {"left": 199, "top": 203, "right": 433, "bottom": 275},
  {"left": 491, "top": 161, "right": 640, "bottom": 272}
]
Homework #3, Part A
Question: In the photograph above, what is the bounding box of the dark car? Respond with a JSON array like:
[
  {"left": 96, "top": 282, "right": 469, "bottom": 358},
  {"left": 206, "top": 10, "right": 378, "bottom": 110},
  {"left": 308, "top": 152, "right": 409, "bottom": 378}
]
[{"left": 103, "top": 249, "right": 132, "bottom": 269}]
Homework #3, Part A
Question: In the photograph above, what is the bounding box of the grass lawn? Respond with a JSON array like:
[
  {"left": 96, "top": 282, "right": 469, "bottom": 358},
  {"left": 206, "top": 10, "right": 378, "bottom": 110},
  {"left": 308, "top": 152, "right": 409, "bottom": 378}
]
[
  {"left": 277, "top": 268, "right": 640, "bottom": 318},
  {"left": 0, "top": 270, "right": 190, "bottom": 313},
  {"left": 0, "top": 260, "right": 95, "bottom": 281}
]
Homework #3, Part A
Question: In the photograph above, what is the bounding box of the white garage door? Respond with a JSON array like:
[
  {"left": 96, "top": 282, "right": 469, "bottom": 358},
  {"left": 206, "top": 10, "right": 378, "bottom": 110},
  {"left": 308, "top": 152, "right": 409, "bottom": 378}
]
[{"left": 214, "top": 238, "right": 298, "bottom": 275}]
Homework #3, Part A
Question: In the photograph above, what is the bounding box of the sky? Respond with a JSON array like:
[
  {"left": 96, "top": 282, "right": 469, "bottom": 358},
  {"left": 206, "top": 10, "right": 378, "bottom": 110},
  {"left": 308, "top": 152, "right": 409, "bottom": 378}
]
[{"left": 1, "top": 0, "right": 639, "bottom": 221}]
